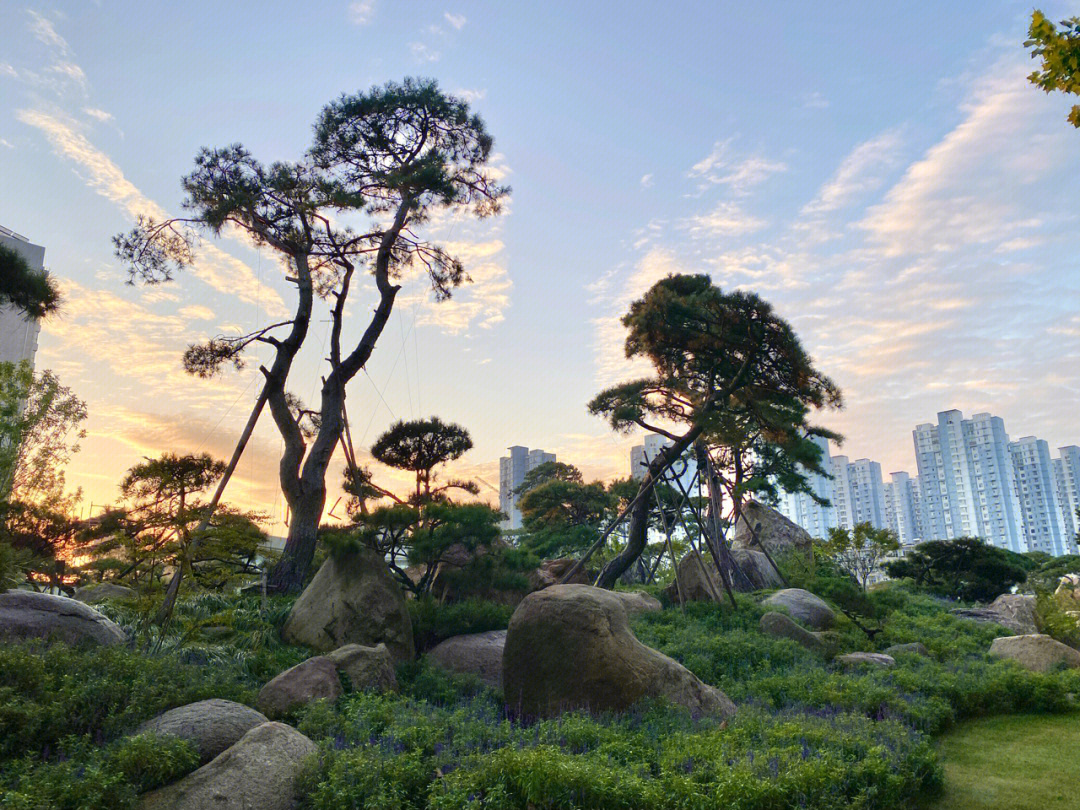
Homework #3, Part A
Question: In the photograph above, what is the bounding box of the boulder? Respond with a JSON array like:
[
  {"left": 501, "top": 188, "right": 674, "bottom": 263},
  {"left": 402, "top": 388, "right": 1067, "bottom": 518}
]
[
  {"left": 137, "top": 722, "right": 316, "bottom": 810},
  {"left": 988, "top": 634, "right": 1080, "bottom": 673},
  {"left": 666, "top": 550, "right": 784, "bottom": 602},
  {"left": 428, "top": 630, "right": 506, "bottom": 690},
  {"left": 135, "top": 699, "right": 268, "bottom": 764},
  {"left": 503, "top": 584, "right": 736, "bottom": 719},
  {"left": 883, "top": 642, "right": 931, "bottom": 657},
  {"left": 325, "top": 643, "right": 397, "bottom": 692},
  {"left": 528, "top": 557, "right": 591, "bottom": 590},
  {"left": 665, "top": 552, "right": 722, "bottom": 602},
  {"left": 0, "top": 590, "right": 126, "bottom": 646},
  {"left": 1054, "top": 574, "right": 1080, "bottom": 605},
  {"left": 613, "top": 590, "right": 662, "bottom": 616},
  {"left": 761, "top": 588, "right": 835, "bottom": 630},
  {"left": 256, "top": 656, "right": 342, "bottom": 718},
  {"left": 73, "top": 582, "right": 135, "bottom": 603},
  {"left": 729, "top": 549, "right": 785, "bottom": 592},
  {"left": 952, "top": 594, "right": 1039, "bottom": 635},
  {"left": 836, "top": 652, "right": 896, "bottom": 669},
  {"left": 732, "top": 501, "right": 814, "bottom": 560},
  {"left": 759, "top": 611, "right": 826, "bottom": 654},
  {"left": 282, "top": 549, "right": 414, "bottom": 661}
]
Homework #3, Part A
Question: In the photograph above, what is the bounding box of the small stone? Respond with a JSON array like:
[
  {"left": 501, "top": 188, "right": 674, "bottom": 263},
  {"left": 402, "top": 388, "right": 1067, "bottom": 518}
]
[{"left": 836, "top": 652, "right": 896, "bottom": 669}]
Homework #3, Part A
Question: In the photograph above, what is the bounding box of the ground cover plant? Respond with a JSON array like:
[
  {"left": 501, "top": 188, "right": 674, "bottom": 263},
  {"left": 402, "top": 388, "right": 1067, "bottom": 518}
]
[{"left": 3, "top": 580, "right": 1079, "bottom": 810}]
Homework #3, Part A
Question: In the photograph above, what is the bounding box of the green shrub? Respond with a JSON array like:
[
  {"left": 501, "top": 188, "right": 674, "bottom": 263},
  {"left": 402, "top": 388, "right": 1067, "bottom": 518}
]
[
  {"left": 1035, "top": 590, "right": 1080, "bottom": 649},
  {"left": 0, "top": 733, "right": 198, "bottom": 810},
  {"left": 409, "top": 596, "right": 515, "bottom": 652}
]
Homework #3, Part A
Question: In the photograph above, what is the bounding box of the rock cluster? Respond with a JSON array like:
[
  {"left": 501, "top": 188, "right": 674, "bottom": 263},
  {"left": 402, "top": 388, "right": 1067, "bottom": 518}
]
[{"left": 761, "top": 588, "right": 835, "bottom": 630}]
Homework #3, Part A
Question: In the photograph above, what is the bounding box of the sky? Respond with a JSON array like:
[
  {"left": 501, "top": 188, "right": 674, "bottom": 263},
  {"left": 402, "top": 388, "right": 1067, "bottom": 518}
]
[{"left": 1, "top": 1, "right": 1079, "bottom": 532}]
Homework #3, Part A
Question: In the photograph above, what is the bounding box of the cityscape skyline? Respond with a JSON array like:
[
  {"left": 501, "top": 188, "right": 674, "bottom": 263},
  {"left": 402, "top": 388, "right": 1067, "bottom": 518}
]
[{"left": 777, "top": 408, "right": 1079, "bottom": 557}]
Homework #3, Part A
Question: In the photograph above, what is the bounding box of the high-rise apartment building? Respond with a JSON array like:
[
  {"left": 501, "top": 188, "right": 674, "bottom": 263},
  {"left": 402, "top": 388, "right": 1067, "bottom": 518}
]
[
  {"left": 884, "top": 471, "right": 921, "bottom": 545},
  {"left": 1054, "top": 446, "right": 1080, "bottom": 547},
  {"left": 776, "top": 434, "right": 836, "bottom": 539},
  {"left": 0, "top": 225, "right": 45, "bottom": 369},
  {"left": 913, "top": 410, "right": 1025, "bottom": 552},
  {"left": 629, "top": 433, "right": 698, "bottom": 496},
  {"left": 498, "top": 445, "right": 556, "bottom": 529},
  {"left": 1011, "top": 437, "right": 1070, "bottom": 556}
]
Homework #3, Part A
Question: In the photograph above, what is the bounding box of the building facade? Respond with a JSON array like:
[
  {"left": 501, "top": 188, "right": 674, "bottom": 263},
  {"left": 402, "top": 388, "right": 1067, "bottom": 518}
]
[
  {"left": 884, "top": 471, "right": 921, "bottom": 545},
  {"left": 628, "top": 433, "right": 698, "bottom": 496},
  {"left": 1054, "top": 446, "right": 1080, "bottom": 547},
  {"left": 1011, "top": 437, "right": 1071, "bottom": 556},
  {"left": 0, "top": 225, "right": 45, "bottom": 369},
  {"left": 498, "top": 445, "right": 556, "bottom": 529}
]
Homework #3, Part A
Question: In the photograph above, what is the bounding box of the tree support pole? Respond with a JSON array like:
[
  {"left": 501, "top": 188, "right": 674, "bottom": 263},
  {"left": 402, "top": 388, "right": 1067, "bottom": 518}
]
[{"left": 154, "top": 382, "right": 270, "bottom": 628}]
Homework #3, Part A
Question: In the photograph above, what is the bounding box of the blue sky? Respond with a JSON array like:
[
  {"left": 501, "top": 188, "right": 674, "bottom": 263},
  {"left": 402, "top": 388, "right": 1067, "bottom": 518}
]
[{"left": 2, "top": 1, "right": 1078, "bottom": 527}]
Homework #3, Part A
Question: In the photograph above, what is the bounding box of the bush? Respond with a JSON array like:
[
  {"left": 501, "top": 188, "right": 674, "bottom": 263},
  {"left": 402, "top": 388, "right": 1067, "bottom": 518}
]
[
  {"left": 0, "top": 734, "right": 199, "bottom": 810},
  {"left": 409, "top": 596, "right": 515, "bottom": 653},
  {"left": 884, "top": 538, "right": 1029, "bottom": 602},
  {"left": 294, "top": 694, "right": 939, "bottom": 810}
]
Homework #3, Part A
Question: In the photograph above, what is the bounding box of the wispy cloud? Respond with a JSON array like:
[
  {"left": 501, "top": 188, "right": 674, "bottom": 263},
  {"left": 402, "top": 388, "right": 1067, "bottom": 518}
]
[
  {"left": 640, "top": 173, "right": 654, "bottom": 188},
  {"left": 682, "top": 201, "right": 767, "bottom": 237},
  {"left": 27, "top": 10, "right": 70, "bottom": 55},
  {"left": 689, "top": 139, "right": 787, "bottom": 192},
  {"left": 410, "top": 42, "right": 441, "bottom": 62},
  {"left": 348, "top": 1, "right": 376, "bottom": 25},
  {"left": 82, "top": 106, "right": 113, "bottom": 122},
  {"left": 16, "top": 108, "right": 286, "bottom": 316},
  {"left": 444, "top": 12, "right": 466, "bottom": 30},
  {"left": 801, "top": 129, "right": 903, "bottom": 215}
]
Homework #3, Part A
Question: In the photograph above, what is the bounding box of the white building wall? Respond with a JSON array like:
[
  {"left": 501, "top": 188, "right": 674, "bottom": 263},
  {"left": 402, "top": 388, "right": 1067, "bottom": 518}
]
[
  {"left": 1011, "top": 437, "right": 1069, "bottom": 556},
  {"left": 498, "top": 445, "right": 557, "bottom": 530}
]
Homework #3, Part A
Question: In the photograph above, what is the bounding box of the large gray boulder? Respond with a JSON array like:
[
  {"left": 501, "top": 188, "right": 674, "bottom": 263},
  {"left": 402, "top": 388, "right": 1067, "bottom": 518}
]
[
  {"left": 0, "top": 590, "right": 126, "bottom": 646},
  {"left": 836, "top": 652, "right": 896, "bottom": 669},
  {"left": 952, "top": 594, "right": 1039, "bottom": 635},
  {"left": 613, "top": 590, "right": 662, "bottom": 616},
  {"left": 256, "top": 656, "right": 342, "bottom": 718},
  {"left": 503, "top": 585, "right": 736, "bottom": 719},
  {"left": 137, "top": 722, "right": 316, "bottom": 810},
  {"left": 989, "top": 634, "right": 1080, "bottom": 673},
  {"left": 884, "top": 642, "right": 931, "bottom": 658},
  {"left": 73, "top": 582, "right": 135, "bottom": 604},
  {"left": 666, "top": 550, "right": 783, "bottom": 603},
  {"left": 325, "top": 643, "right": 398, "bottom": 693},
  {"left": 528, "top": 557, "right": 591, "bottom": 590},
  {"left": 135, "top": 699, "right": 268, "bottom": 764},
  {"left": 428, "top": 630, "right": 506, "bottom": 690},
  {"left": 282, "top": 549, "right": 414, "bottom": 661},
  {"left": 733, "top": 501, "right": 814, "bottom": 560},
  {"left": 759, "top": 611, "right": 825, "bottom": 654},
  {"left": 761, "top": 588, "right": 835, "bottom": 630}
]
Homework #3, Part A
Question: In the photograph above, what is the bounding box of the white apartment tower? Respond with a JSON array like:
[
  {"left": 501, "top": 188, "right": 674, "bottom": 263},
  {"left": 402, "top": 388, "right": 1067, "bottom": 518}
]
[
  {"left": 629, "top": 433, "right": 698, "bottom": 495},
  {"left": 913, "top": 411, "right": 1025, "bottom": 552},
  {"left": 776, "top": 434, "right": 837, "bottom": 539},
  {"left": 1011, "top": 437, "right": 1070, "bottom": 556},
  {"left": 499, "top": 446, "right": 556, "bottom": 530},
  {"left": 884, "top": 471, "right": 921, "bottom": 545},
  {"left": 0, "top": 225, "right": 45, "bottom": 369},
  {"left": 1054, "top": 446, "right": 1080, "bottom": 548}
]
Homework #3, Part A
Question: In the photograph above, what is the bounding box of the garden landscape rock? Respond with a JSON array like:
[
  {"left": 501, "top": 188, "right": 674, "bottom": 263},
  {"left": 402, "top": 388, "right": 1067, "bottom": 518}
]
[
  {"left": 836, "top": 652, "right": 896, "bottom": 669},
  {"left": 761, "top": 588, "right": 835, "bottom": 629},
  {"left": 0, "top": 590, "right": 126, "bottom": 646},
  {"left": 528, "top": 557, "right": 591, "bottom": 590},
  {"left": 759, "top": 611, "right": 825, "bottom": 654},
  {"left": 884, "top": 642, "right": 931, "bottom": 657},
  {"left": 503, "top": 584, "right": 736, "bottom": 718},
  {"left": 326, "top": 643, "right": 398, "bottom": 692},
  {"left": 282, "top": 548, "right": 414, "bottom": 661},
  {"left": 732, "top": 501, "right": 814, "bottom": 560},
  {"left": 666, "top": 550, "right": 784, "bottom": 602},
  {"left": 988, "top": 634, "right": 1080, "bottom": 673},
  {"left": 256, "top": 656, "right": 342, "bottom": 717},
  {"left": 137, "top": 722, "right": 315, "bottom": 810},
  {"left": 613, "top": 590, "right": 662, "bottom": 616},
  {"left": 135, "top": 699, "right": 268, "bottom": 764},
  {"left": 72, "top": 582, "right": 136, "bottom": 603},
  {"left": 952, "top": 593, "right": 1039, "bottom": 635},
  {"left": 428, "top": 630, "right": 506, "bottom": 689}
]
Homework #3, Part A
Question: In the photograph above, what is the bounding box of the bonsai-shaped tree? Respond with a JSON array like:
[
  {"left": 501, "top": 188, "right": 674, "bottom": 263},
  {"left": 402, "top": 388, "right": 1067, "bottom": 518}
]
[
  {"left": 115, "top": 78, "right": 508, "bottom": 603},
  {"left": 587, "top": 273, "right": 841, "bottom": 588}
]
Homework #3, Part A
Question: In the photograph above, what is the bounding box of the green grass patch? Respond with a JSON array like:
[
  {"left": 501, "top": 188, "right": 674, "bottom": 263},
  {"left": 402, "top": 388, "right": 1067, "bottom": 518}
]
[{"left": 920, "top": 712, "right": 1080, "bottom": 810}]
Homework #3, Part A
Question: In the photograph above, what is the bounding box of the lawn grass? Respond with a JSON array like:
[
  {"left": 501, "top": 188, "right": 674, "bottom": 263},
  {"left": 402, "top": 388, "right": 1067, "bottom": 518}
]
[{"left": 921, "top": 711, "right": 1080, "bottom": 810}]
